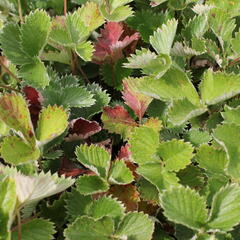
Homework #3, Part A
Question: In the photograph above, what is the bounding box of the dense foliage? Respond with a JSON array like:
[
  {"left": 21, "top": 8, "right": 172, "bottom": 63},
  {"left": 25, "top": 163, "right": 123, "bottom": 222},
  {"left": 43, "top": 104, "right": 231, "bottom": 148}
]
[{"left": 1, "top": 0, "right": 240, "bottom": 239}]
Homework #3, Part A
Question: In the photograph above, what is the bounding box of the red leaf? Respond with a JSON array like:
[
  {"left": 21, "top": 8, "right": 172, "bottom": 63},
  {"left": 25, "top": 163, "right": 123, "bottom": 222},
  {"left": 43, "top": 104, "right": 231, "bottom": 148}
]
[
  {"left": 122, "top": 78, "right": 152, "bottom": 121},
  {"left": 65, "top": 117, "right": 101, "bottom": 142},
  {"left": 93, "top": 22, "right": 140, "bottom": 64}
]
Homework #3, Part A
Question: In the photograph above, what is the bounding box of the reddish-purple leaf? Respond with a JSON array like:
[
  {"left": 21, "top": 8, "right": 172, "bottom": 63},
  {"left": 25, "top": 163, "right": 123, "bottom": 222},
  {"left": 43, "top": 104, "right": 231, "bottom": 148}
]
[
  {"left": 93, "top": 22, "right": 140, "bottom": 64},
  {"left": 122, "top": 78, "right": 152, "bottom": 121},
  {"left": 65, "top": 117, "right": 101, "bottom": 142}
]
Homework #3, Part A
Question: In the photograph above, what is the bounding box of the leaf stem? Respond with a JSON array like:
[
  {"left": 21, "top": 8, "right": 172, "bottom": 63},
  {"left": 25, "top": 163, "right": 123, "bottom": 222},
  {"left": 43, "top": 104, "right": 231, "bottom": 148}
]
[
  {"left": 0, "top": 84, "right": 21, "bottom": 93},
  {"left": 0, "top": 58, "right": 21, "bottom": 83},
  {"left": 17, "top": 0, "right": 23, "bottom": 24},
  {"left": 17, "top": 210, "right": 22, "bottom": 240},
  {"left": 64, "top": 0, "right": 67, "bottom": 16},
  {"left": 79, "top": 66, "right": 90, "bottom": 84}
]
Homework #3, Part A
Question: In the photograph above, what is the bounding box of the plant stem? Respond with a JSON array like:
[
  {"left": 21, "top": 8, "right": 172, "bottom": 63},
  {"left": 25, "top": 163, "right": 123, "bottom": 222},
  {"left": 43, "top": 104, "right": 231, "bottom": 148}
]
[
  {"left": 79, "top": 66, "right": 90, "bottom": 84},
  {"left": 0, "top": 84, "right": 21, "bottom": 93},
  {"left": 17, "top": 0, "right": 23, "bottom": 24},
  {"left": 17, "top": 210, "right": 22, "bottom": 240},
  {"left": 0, "top": 58, "right": 21, "bottom": 83},
  {"left": 64, "top": 0, "right": 67, "bottom": 16}
]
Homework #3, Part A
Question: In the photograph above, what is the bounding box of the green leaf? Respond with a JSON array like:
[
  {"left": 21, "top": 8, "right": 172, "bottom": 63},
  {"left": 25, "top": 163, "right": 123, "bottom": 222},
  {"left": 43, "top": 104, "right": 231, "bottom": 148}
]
[
  {"left": 222, "top": 105, "right": 240, "bottom": 125},
  {"left": 150, "top": 19, "right": 178, "bottom": 55},
  {"left": 231, "top": 31, "right": 240, "bottom": 55},
  {"left": 20, "top": 10, "right": 51, "bottom": 57},
  {"left": 75, "top": 41, "right": 94, "bottom": 61},
  {"left": 157, "top": 139, "right": 194, "bottom": 172},
  {"left": 208, "top": 184, "right": 240, "bottom": 231},
  {"left": 183, "top": 129, "right": 211, "bottom": 147},
  {"left": 87, "top": 196, "right": 125, "bottom": 222},
  {"left": 75, "top": 144, "right": 111, "bottom": 178},
  {"left": 19, "top": 58, "right": 50, "bottom": 88},
  {"left": 0, "top": 136, "right": 40, "bottom": 165},
  {"left": 195, "top": 144, "right": 228, "bottom": 175},
  {"left": 138, "top": 163, "right": 179, "bottom": 191},
  {"left": 0, "top": 23, "right": 32, "bottom": 65},
  {"left": 49, "top": 27, "right": 72, "bottom": 46},
  {"left": 200, "top": 69, "right": 240, "bottom": 106},
  {"left": 108, "top": 159, "right": 134, "bottom": 185},
  {"left": 65, "top": 188, "right": 92, "bottom": 221},
  {"left": 77, "top": 1, "right": 105, "bottom": 31},
  {"left": 213, "top": 123, "right": 240, "bottom": 179},
  {"left": 11, "top": 218, "right": 55, "bottom": 240},
  {"left": 0, "top": 93, "right": 35, "bottom": 144},
  {"left": 0, "top": 177, "right": 16, "bottom": 240},
  {"left": 115, "top": 212, "right": 154, "bottom": 240},
  {"left": 64, "top": 216, "right": 114, "bottom": 240},
  {"left": 160, "top": 186, "right": 208, "bottom": 230},
  {"left": 36, "top": 105, "right": 68, "bottom": 144},
  {"left": 76, "top": 175, "right": 109, "bottom": 195},
  {"left": 129, "top": 125, "right": 160, "bottom": 165}
]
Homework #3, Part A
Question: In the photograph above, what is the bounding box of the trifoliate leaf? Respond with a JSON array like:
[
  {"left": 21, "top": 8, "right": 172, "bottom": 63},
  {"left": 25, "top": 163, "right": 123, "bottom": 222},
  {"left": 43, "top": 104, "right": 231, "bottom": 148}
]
[
  {"left": 122, "top": 77, "right": 152, "bottom": 120},
  {"left": 115, "top": 212, "right": 154, "bottom": 240},
  {"left": 213, "top": 123, "right": 240, "bottom": 180},
  {"left": 221, "top": 105, "right": 240, "bottom": 125},
  {"left": 183, "top": 129, "right": 211, "bottom": 147},
  {"left": 76, "top": 175, "right": 109, "bottom": 195},
  {"left": 138, "top": 163, "right": 179, "bottom": 191},
  {"left": 77, "top": 1, "right": 105, "bottom": 31},
  {"left": 0, "top": 23, "right": 32, "bottom": 65},
  {"left": 0, "top": 93, "right": 35, "bottom": 144},
  {"left": 75, "top": 41, "right": 94, "bottom": 61},
  {"left": 19, "top": 58, "right": 50, "bottom": 89},
  {"left": 64, "top": 216, "right": 114, "bottom": 240},
  {"left": 11, "top": 218, "right": 56, "bottom": 240},
  {"left": 0, "top": 136, "right": 40, "bottom": 165},
  {"left": 101, "top": 105, "right": 137, "bottom": 139},
  {"left": 65, "top": 188, "right": 92, "bottom": 221},
  {"left": 129, "top": 125, "right": 159, "bottom": 165},
  {"left": 49, "top": 26, "right": 73, "bottom": 46},
  {"left": 208, "top": 184, "right": 240, "bottom": 231},
  {"left": 160, "top": 186, "right": 208, "bottom": 230},
  {"left": 87, "top": 196, "right": 125, "bottom": 222},
  {"left": 171, "top": 42, "right": 201, "bottom": 57},
  {"left": 108, "top": 159, "right": 134, "bottom": 185},
  {"left": 0, "top": 177, "right": 16, "bottom": 240},
  {"left": 200, "top": 69, "right": 240, "bottom": 105},
  {"left": 75, "top": 144, "right": 110, "bottom": 178},
  {"left": 36, "top": 105, "right": 68, "bottom": 144},
  {"left": 195, "top": 144, "right": 228, "bottom": 175},
  {"left": 150, "top": 19, "right": 178, "bottom": 55},
  {"left": 20, "top": 10, "right": 51, "bottom": 57},
  {"left": 157, "top": 139, "right": 194, "bottom": 172}
]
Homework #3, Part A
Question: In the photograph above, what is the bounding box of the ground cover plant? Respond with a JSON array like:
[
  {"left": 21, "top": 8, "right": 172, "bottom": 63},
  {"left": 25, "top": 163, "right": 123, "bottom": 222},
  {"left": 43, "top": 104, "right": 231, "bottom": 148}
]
[{"left": 1, "top": 0, "right": 240, "bottom": 239}]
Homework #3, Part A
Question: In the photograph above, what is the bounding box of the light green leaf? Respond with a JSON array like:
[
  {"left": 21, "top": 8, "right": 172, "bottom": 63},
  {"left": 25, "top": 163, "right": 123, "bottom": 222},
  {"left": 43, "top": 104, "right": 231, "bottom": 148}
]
[
  {"left": 0, "top": 177, "right": 16, "bottom": 240},
  {"left": 0, "top": 136, "right": 40, "bottom": 165},
  {"left": 195, "top": 144, "right": 228, "bottom": 175},
  {"left": 157, "top": 139, "right": 194, "bottom": 172},
  {"left": 75, "top": 144, "right": 111, "bottom": 178},
  {"left": 0, "top": 93, "right": 35, "bottom": 144},
  {"left": 137, "top": 163, "right": 179, "bottom": 191},
  {"left": 0, "top": 23, "right": 32, "bottom": 65},
  {"left": 64, "top": 216, "right": 114, "bottom": 240},
  {"left": 184, "top": 129, "right": 211, "bottom": 147},
  {"left": 213, "top": 123, "right": 240, "bottom": 180},
  {"left": 200, "top": 69, "right": 240, "bottom": 105},
  {"left": 20, "top": 10, "right": 51, "bottom": 57},
  {"left": 76, "top": 175, "right": 109, "bottom": 195},
  {"left": 65, "top": 188, "right": 92, "bottom": 221},
  {"left": 221, "top": 105, "right": 240, "bottom": 125},
  {"left": 231, "top": 31, "right": 240, "bottom": 55},
  {"left": 41, "top": 49, "right": 71, "bottom": 65},
  {"left": 108, "top": 159, "right": 134, "bottom": 185},
  {"left": 11, "top": 218, "right": 55, "bottom": 240},
  {"left": 129, "top": 125, "right": 160, "bottom": 165},
  {"left": 150, "top": 19, "right": 178, "bottom": 55},
  {"left": 168, "top": 98, "right": 207, "bottom": 126},
  {"left": 77, "top": 1, "right": 105, "bottom": 31},
  {"left": 115, "top": 212, "right": 154, "bottom": 240},
  {"left": 49, "top": 27, "right": 73, "bottom": 46},
  {"left": 87, "top": 196, "right": 125, "bottom": 222},
  {"left": 36, "top": 105, "right": 68, "bottom": 144},
  {"left": 171, "top": 42, "right": 201, "bottom": 57},
  {"left": 19, "top": 58, "right": 50, "bottom": 89},
  {"left": 160, "top": 186, "right": 208, "bottom": 230},
  {"left": 208, "top": 184, "right": 240, "bottom": 231},
  {"left": 75, "top": 41, "right": 94, "bottom": 61}
]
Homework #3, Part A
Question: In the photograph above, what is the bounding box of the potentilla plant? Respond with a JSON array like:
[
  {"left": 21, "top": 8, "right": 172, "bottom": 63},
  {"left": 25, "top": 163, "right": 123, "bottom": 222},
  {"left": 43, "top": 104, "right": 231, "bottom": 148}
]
[{"left": 1, "top": 0, "right": 240, "bottom": 239}]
